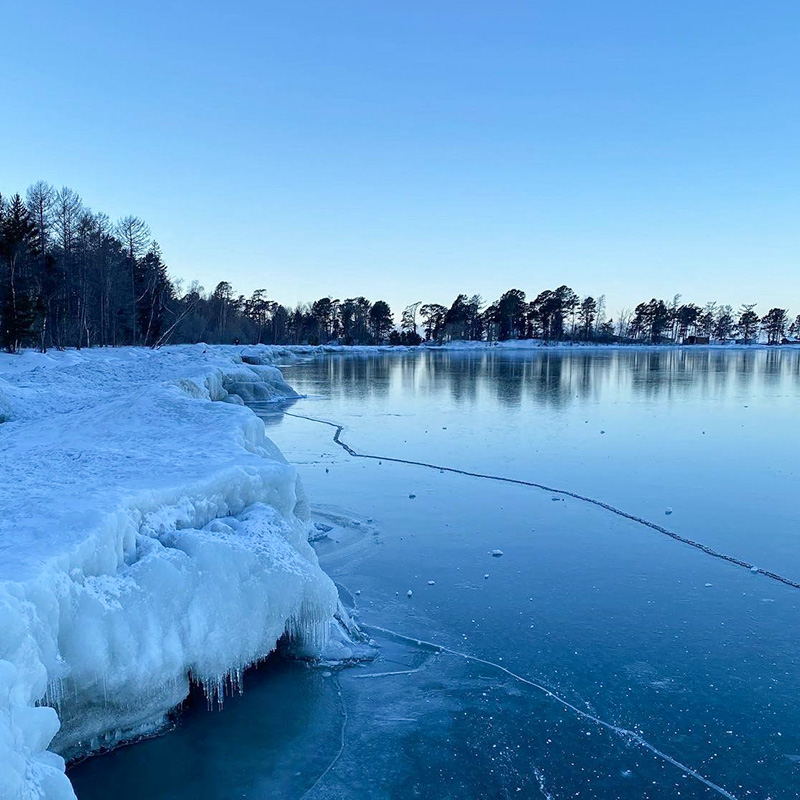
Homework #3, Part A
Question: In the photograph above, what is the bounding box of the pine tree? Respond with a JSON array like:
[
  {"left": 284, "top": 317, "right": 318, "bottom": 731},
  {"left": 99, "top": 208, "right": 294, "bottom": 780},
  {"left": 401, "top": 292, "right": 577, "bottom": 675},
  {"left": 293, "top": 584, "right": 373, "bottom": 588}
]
[
  {"left": 0, "top": 195, "right": 38, "bottom": 351},
  {"left": 737, "top": 304, "right": 760, "bottom": 344}
]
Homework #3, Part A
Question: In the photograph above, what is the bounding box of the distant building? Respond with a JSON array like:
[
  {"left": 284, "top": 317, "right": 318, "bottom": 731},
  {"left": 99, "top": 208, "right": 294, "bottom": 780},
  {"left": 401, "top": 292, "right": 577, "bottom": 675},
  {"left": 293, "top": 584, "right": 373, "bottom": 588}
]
[{"left": 683, "top": 335, "right": 710, "bottom": 345}]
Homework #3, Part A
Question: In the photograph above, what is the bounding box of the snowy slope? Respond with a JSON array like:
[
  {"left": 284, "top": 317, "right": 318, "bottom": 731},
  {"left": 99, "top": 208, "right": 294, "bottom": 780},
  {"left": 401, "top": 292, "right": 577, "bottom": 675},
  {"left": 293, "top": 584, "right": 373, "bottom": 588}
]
[{"left": 0, "top": 346, "right": 342, "bottom": 800}]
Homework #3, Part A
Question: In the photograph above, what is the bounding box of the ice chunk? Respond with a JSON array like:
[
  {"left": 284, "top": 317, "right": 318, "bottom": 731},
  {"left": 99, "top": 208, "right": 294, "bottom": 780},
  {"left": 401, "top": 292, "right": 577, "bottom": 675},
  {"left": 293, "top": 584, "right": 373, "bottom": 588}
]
[
  {"left": 0, "top": 346, "right": 340, "bottom": 800},
  {"left": 221, "top": 364, "right": 300, "bottom": 403}
]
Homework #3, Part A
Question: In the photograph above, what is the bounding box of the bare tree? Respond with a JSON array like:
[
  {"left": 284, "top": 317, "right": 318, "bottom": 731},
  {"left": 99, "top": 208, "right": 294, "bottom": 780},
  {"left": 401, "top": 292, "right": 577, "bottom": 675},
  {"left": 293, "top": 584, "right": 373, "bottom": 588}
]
[
  {"left": 115, "top": 215, "right": 151, "bottom": 343},
  {"left": 616, "top": 308, "right": 631, "bottom": 339}
]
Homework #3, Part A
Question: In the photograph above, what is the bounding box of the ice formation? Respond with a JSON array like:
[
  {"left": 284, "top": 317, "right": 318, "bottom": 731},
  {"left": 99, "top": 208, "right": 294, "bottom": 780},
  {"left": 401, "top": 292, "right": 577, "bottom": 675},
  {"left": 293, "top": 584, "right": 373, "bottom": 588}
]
[{"left": 0, "top": 345, "right": 344, "bottom": 800}]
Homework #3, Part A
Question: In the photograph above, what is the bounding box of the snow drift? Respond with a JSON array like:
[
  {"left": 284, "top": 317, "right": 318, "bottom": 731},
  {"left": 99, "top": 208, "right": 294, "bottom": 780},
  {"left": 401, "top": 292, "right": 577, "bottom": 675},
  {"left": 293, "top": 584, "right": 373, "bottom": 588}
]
[{"left": 0, "top": 345, "right": 344, "bottom": 800}]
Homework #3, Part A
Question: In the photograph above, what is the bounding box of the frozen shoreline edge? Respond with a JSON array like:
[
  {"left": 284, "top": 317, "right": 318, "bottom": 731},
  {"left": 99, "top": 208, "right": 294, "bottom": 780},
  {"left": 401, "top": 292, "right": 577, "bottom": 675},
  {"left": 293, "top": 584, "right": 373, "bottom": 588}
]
[
  {"left": 0, "top": 345, "right": 350, "bottom": 800},
  {"left": 254, "top": 340, "right": 800, "bottom": 356}
]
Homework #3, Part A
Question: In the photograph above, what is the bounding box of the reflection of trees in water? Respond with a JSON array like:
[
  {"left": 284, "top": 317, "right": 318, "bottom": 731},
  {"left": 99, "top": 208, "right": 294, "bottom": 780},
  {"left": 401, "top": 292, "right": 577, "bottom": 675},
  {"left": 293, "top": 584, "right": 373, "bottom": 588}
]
[
  {"left": 576, "top": 354, "right": 595, "bottom": 402},
  {"left": 311, "top": 348, "right": 800, "bottom": 410},
  {"left": 397, "top": 355, "right": 421, "bottom": 387},
  {"left": 734, "top": 350, "right": 757, "bottom": 395},
  {"left": 414, "top": 352, "right": 598, "bottom": 409},
  {"left": 494, "top": 354, "right": 532, "bottom": 407},
  {"left": 324, "top": 355, "right": 392, "bottom": 400},
  {"left": 628, "top": 351, "right": 680, "bottom": 401},
  {"left": 433, "top": 352, "right": 484, "bottom": 405},
  {"left": 622, "top": 348, "right": 799, "bottom": 401},
  {"left": 735, "top": 350, "right": 754, "bottom": 374},
  {"left": 528, "top": 354, "right": 569, "bottom": 408},
  {"left": 763, "top": 349, "right": 783, "bottom": 383}
]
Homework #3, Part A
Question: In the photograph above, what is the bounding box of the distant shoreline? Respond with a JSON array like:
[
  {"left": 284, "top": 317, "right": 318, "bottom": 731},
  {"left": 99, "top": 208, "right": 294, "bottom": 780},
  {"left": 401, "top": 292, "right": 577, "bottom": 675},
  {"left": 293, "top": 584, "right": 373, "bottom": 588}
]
[
  {"left": 5, "top": 341, "right": 799, "bottom": 362},
  {"left": 279, "top": 340, "right": 800, "bottom": 355}
]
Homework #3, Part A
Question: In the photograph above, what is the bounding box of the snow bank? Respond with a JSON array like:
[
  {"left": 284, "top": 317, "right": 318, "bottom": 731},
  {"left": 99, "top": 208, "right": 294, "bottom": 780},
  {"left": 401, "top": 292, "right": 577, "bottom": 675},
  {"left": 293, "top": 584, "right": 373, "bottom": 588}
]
[
  {"left": 0, "top": 345, "right": 342, "bottom": 800},
  {"left": 0, "top": 380, "right": 13, "bottom": 423}
]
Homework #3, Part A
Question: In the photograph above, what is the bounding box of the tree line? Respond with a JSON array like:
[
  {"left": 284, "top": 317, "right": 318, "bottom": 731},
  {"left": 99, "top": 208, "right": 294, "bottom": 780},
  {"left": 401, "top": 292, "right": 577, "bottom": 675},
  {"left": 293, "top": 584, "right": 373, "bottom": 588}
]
[{"left": 1, "top": 182, "right": 798, "bottom": 352}]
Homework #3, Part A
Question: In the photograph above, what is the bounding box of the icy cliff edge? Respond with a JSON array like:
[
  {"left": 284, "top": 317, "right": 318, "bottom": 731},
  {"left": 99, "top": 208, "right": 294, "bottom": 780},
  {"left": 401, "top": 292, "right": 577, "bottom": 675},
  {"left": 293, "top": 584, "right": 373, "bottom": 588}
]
[{"left": 0, "top": 345, "right": 339, "bottom": 800}]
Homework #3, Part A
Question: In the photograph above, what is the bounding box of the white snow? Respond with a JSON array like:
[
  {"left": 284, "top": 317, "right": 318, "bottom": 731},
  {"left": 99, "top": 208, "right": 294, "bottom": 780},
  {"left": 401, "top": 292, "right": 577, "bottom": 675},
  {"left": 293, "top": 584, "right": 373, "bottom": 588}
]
[{"left": 0, "top": 345, "right": 343, "bottom": 800}]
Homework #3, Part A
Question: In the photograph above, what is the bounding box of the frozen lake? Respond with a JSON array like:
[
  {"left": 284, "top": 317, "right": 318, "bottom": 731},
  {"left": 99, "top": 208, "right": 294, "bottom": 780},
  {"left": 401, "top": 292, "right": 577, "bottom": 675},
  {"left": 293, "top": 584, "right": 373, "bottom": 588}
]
[{"left": 70, "top": 347, "right": 800, "bottom": 799}]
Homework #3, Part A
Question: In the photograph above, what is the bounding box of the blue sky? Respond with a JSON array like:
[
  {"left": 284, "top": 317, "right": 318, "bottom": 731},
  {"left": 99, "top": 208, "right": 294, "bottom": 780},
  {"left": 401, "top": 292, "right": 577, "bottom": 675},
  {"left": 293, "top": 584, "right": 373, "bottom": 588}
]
[{"left": 3, "top": 1, "right": 799, "bottom": 318}]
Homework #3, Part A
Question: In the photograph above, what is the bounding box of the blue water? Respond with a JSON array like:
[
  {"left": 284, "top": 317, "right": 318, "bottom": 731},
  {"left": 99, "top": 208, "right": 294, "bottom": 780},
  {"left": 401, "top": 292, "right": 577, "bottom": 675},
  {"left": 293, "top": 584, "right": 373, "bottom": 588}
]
[{"left": 70, "top": 347, "right": 800, "bottom": 799}]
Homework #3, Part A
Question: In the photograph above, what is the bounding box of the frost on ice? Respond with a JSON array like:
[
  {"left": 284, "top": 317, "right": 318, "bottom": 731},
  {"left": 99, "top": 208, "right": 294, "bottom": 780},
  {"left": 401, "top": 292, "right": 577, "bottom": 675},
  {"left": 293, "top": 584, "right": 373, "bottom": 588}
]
[{"left": 0, "top": 345, "right": 345, "bottom": 800}]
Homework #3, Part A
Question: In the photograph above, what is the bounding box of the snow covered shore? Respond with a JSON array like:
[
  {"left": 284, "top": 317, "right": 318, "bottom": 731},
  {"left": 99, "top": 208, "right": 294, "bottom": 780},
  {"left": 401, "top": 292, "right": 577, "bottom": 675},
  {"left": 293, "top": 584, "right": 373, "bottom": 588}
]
[{"left": 0, "top": 346, "right": 344, "bottom": 800}]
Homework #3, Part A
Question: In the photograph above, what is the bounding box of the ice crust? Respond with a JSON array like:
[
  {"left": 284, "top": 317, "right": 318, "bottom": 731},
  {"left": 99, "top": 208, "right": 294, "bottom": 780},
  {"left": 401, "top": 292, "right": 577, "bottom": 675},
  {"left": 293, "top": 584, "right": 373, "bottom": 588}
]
[{"left": 0, "top": 345, "right": 340, "bottom": 800}]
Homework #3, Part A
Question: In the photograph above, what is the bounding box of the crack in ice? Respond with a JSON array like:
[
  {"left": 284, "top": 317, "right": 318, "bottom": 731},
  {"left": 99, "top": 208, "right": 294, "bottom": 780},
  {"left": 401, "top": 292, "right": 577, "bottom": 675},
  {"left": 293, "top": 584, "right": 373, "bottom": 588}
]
[
  {"left": 284, "top": 411, "right": 800, "bottom": 590},
  {"left": 350, "top": 667, "right": 425, "bottom": 679},
  {"left": 362, "top": 623, "right": 739, "bottom": 800},
  {"left": 285, "top": 409, "right": 766, "bottom": 799},
  {"left": 300, "top": 675, "right": 348, "bottom": 799}
]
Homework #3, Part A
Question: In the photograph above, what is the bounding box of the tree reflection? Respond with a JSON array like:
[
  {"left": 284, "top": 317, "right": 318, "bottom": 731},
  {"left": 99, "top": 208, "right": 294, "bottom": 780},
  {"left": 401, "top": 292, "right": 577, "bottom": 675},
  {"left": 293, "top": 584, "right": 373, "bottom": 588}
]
[{"left": 286, "top": 347, "right": 800, "bottom": 413}]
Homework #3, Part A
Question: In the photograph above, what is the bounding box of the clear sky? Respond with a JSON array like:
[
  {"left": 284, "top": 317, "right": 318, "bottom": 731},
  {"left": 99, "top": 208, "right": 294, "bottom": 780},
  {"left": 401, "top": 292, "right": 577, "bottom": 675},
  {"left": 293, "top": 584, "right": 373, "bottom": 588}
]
[{"left": 3, "top": 1, "right": 799, "bottom": 319}]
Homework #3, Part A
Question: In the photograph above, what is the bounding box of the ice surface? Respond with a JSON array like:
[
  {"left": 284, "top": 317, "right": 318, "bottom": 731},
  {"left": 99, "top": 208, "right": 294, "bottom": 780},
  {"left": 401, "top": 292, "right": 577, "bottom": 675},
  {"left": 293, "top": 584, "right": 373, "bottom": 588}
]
[{"left": 0, "top": 345, "right": 342, "bottom": 800}]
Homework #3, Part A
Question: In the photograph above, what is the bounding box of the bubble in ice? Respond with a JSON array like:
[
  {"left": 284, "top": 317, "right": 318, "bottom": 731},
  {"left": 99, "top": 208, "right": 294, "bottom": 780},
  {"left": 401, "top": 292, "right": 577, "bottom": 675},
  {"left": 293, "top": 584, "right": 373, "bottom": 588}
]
[
  {"left": 491, "top": 549, "right": 504, "bottom": 557},
  {"left": 665, "top": 507, "right": 673, "bottom": 515},
  {"left": 428, "top": 580, "right": 435, "bottom": 586}
]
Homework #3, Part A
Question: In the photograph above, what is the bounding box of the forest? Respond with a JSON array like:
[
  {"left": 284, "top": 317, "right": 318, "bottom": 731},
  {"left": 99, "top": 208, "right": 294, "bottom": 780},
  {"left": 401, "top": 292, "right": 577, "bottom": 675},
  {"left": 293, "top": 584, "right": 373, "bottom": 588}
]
[{"left": 1, "top": 182, "right": 798, "bottom": 352}]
